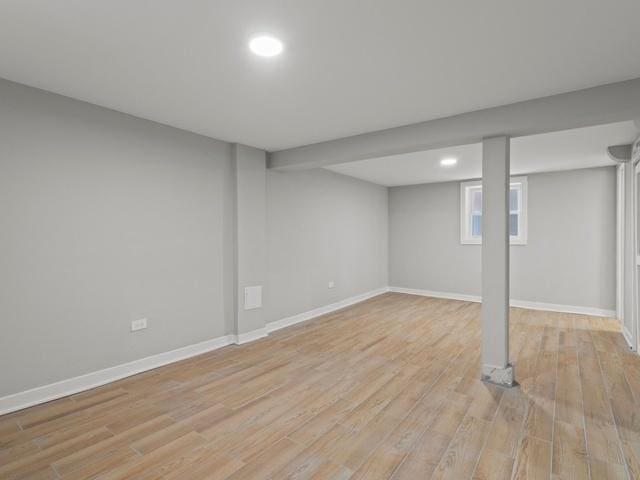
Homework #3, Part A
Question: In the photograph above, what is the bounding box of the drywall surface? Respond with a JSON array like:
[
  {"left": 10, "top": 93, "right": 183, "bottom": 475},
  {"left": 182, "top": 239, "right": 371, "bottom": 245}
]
[
  {"left": 265, "top": 169, "right": 388, "bottom": 322},
  {"left": 389, "top": 167, "right": 616, "bottom": 310},
  {"left": 0, "top": 79, "right": 235, "bottom": 396}
]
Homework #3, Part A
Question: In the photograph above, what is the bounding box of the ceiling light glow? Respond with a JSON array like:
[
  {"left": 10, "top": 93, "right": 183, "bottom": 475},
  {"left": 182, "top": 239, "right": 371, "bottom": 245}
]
[
  {"left": 440, "top": 157, "right": 457, "bottom": 167},
  {"left": 249, "top": 35, "right": 283, "bottom": 57}
]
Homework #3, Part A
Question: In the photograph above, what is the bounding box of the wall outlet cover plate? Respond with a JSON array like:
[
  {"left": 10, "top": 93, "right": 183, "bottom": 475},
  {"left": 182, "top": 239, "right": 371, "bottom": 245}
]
[{"left": 131, "top": 318, "right": 148, "bottom": 332}]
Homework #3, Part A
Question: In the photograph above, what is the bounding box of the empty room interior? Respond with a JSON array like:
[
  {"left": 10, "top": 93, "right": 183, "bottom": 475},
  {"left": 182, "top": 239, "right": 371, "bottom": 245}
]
[{"left": 2, "top": 2, "right": 640, "bottom": 480}]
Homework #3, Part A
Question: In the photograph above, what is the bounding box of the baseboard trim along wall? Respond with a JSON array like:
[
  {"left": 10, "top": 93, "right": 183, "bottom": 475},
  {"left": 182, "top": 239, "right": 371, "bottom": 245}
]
[
  {"left": 0, "top": 334, "right": 235, "bottom": 416},
  {"left": 509, "top": 299, "right": 616, "bottom": 318},
  {"left": 0, "top": 286, "right": 389, "bottom": 415},
  {"left": 388, "top": 286, "right": 617, "bottom": 318},
  {"left": 233, "top": 328, "right": 269, "bottom": 345},
  {"left": 266, "top": 287, "right": 390, "bottom": 333},
  {"left": 0, "top": 285, "right": 616, "bottom": 415},
  {"left": 389, "top": 286, "right": 481, "bottom": 304}
]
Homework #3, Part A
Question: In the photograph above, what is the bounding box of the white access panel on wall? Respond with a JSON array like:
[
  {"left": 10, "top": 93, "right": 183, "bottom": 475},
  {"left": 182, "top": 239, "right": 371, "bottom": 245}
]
[{"left": 244, "top": 286, "right": 262, "bottom": 310}]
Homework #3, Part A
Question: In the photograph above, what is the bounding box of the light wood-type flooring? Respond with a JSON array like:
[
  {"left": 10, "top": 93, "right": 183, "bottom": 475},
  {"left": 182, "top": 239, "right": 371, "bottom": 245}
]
[{"left": 1, "top": 292, "right": 640, "bottom": 479}]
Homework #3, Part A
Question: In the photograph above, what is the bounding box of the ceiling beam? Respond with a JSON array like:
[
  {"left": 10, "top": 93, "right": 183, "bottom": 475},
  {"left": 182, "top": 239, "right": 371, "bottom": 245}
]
[{"left": 269, "top": 78, "right": 640, "bottom": 170}]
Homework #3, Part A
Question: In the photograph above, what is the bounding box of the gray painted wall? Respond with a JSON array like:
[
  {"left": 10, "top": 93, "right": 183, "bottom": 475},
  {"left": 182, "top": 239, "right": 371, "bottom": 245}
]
[
  {"left": 389, "top": 167, "right": 616, "bottom": 310},
  {"left": 0, "top": 79, "right": 236, "bottom": 396},
  {"left": 265, "top": 169, "right": 388, "bottom": 323},
  {"left": 0, "top": 79, "right": 390, "bottom": 397}
]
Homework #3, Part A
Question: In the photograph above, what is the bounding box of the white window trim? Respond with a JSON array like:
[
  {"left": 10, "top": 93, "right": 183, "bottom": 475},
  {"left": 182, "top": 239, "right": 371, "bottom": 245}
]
[{"left": 460, "top": 176, "right": 528, "bottom": 245}]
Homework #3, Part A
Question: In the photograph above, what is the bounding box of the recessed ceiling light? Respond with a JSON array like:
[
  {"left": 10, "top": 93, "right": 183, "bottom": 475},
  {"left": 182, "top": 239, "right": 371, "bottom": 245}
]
[
  {"left": 249, "top": 35, "right": 284, "bottom": 57},
  {"left": 440, "top": 157, "right": 457, "bottom": 167}
]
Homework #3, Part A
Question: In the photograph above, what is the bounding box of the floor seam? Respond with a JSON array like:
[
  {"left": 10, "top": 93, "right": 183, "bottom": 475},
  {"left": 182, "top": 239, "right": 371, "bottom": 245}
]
[
  {"left": 588, "top": 324, "right": 633, "bottom": 480},
  {"left": 573, "top": 315, "right": 593, "bottom": 480},
  {"left": 509, "top": 317, "right": 546, "bottom": 480}
]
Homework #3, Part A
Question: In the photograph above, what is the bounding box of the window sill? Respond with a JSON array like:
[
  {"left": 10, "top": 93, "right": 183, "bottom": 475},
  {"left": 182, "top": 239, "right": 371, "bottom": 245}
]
[{"left": 460, "top": 239, "right": 528, "bottom": 246}]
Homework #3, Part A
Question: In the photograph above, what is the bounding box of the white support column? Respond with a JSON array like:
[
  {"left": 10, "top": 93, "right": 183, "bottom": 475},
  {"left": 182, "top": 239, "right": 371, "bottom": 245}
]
[{"left": 481, "top": 136, "right": 515, "bottom": 387}]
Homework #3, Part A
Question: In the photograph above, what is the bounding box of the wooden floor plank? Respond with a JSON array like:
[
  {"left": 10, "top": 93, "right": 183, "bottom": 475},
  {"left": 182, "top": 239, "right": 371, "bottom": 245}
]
[
  {"left": 512, "top": 435, "right": 552, "bottom": 480},
  {"left": 472, "top": 450, "right": 514, "bottom": 480},
  {"left": 551, "top": 420, "right": 589, "bottom": 479},
  {"left": 431, "top": 414, "right": 493, "bottom": 480}
]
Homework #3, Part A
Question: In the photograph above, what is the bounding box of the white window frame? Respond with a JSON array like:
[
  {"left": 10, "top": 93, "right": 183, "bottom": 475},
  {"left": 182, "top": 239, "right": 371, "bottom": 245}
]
[{"left": 460, "top": 176, "right": 528, "bottom": 245}]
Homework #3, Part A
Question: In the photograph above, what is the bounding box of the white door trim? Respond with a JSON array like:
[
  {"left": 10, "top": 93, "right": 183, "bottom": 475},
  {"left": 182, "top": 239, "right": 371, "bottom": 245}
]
[
  {"left": 630, "top": 160, "right": 640, "bottom": 351},
  {"left": 617, "top": 163, "right": 625, "bottom": 322}
]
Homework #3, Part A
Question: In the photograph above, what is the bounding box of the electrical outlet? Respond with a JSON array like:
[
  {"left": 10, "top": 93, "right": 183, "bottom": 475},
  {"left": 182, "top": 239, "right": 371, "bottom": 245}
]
[
  {"left": 328, "top": 281, "right": 335, "bottom": 289},
  {"left": 131, "top": 318, "right": 148, "bottom": 332}
]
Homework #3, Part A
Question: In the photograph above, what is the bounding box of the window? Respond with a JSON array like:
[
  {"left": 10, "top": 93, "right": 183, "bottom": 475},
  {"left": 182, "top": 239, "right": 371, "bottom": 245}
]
[{"left": 460, "top": 176, "right": 527, "bottom": 245}]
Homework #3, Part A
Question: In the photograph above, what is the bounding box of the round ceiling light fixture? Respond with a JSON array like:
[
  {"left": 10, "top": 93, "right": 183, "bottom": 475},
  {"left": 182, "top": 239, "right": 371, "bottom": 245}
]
[
  {"left": 440, "top": 157, "right": 458, "bottom": 167},
  {"left": 249, "top": 35, "right": 284, "bottom": 57}
]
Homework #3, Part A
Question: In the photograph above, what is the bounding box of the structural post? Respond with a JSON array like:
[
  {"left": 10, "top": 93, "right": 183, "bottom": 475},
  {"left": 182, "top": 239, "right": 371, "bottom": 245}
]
[{"left": 481, "top": 136, "right": 515, "bottom": 387}]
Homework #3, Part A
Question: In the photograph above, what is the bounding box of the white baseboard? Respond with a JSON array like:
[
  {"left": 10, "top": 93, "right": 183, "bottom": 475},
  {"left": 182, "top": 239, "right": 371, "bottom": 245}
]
[
  {"left": 389, "top": 286, "right": 616, "bottom": 318},
  {"left": 266, "top": 286, "right": 390, "bottom": 333},
  {"left": 232, "top": 327, "right": 269, "bottom": 345},
  {"left": 389, "top": 286, "right": 481, "bottom": 303},
  {"left": 509, "top": 299, "right": 616, "bottom": 318},
  {"left": 3, "top": 285, "right": 612, "bottom": 416},
  {"left": 0, "top": 334, "right": 235, "bottom": 416},
  {"left": 0, "top": 287, "right": 389, "bottom": 416}
]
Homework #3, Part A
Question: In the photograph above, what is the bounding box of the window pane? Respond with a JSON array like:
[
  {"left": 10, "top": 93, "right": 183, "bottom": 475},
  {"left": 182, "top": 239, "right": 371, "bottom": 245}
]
[
  {"left": 509, "top": 187, "right": 518, "bottom": 212},
  {"left": 472, "top": 214, "right": 482, "bottom": 236},
  {"left": 472, "top": 189, "right": 482, "bottom": 212},
  {"left": 509, "top": 213, "right": 518, "bottom": 236}
]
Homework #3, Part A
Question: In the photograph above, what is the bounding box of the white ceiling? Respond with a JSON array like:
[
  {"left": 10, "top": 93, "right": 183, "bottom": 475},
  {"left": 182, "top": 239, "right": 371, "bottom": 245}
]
[
  {"left": 1, "top": 1, "right": 639, "bottom": 151},
  {"left": 325, "top": 122, "right": 639, "bottom": 186}
]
